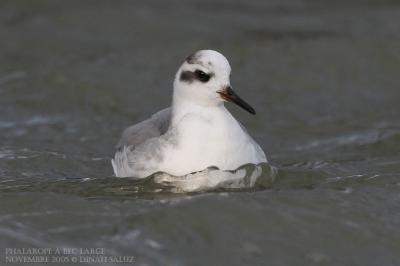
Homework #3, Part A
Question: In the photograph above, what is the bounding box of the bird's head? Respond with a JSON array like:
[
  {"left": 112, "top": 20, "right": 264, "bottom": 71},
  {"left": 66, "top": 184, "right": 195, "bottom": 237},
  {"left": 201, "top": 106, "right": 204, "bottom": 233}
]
[{"left": 173, "top": 50, "right": 255, "bottom": 114}]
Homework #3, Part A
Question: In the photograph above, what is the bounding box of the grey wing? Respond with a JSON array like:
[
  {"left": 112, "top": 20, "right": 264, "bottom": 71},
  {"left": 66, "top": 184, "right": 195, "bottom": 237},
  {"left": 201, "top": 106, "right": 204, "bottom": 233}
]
[{"left": 116, "top": 107, "right": 171, "bottom": 150}]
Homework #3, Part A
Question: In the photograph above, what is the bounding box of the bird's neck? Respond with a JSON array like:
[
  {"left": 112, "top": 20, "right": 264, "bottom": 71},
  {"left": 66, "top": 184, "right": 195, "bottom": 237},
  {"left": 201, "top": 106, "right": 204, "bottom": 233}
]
[{"left": 171, "top": 95, "right": 227, "bottom": 127}]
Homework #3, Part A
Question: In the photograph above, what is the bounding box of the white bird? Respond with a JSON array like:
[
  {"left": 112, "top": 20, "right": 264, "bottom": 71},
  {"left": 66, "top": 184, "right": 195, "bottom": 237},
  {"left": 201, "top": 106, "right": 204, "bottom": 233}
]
[{"left": 112, "top": 50, "right": 267, "bottom": 178}]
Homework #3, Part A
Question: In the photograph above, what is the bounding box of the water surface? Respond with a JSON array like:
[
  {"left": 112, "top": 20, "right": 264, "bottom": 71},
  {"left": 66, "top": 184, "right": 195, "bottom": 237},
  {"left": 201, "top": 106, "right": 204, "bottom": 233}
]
[{"left": 1, "top": 0, "right": 400, "bottom": 265}]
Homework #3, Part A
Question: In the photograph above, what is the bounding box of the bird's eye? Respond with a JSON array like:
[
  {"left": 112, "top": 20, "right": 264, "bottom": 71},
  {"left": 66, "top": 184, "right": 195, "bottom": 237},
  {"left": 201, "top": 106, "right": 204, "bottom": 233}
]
[{"left": 194, "top": 70, "right": 211, "bottom": 82}]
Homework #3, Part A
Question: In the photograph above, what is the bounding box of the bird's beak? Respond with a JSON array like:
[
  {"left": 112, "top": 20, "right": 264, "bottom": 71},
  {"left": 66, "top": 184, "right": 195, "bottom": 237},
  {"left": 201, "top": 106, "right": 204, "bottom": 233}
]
[{"left": 217, "top": 86, "right": 256, "bottom": 115}]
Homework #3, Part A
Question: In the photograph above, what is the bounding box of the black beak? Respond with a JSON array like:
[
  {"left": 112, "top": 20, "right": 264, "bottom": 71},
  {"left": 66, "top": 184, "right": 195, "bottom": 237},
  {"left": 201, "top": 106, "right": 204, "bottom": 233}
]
[{"left": 217, "top": 86, "right": 256, "bottom": 115}]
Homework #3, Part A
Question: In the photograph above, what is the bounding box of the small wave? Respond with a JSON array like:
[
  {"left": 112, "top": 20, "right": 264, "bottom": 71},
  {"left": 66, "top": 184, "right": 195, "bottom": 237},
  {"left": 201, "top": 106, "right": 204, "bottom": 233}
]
[
  {"left": 294, "top": 127, "right": 400, "bottom": 152},
  {"left": 153, "top": 163, "right": 277, "bottom": 193},
  {"left": 4, "top": 161, "right": 392, "bottom": 197},
  {"left": 0, "top": 163, "right": 277, "bottom": 196},
  {"left": 0, "top": 115, "right": 65, "bottom": 129},
  {"left": 0, "top": 70, "right": 26, "bottom": 86}
]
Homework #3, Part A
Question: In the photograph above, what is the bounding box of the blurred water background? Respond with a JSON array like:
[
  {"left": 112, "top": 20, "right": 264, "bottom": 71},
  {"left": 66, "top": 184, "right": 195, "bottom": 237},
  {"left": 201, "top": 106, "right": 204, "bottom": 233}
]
[{"left": 0, "top": 0, "right": 400, "bottom": 265}]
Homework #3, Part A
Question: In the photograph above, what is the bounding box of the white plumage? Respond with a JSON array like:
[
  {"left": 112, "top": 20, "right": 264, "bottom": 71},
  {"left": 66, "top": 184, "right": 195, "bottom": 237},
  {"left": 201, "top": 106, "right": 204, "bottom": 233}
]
[{"left": 112, "top": 50, "right": 267, "bottom": 178}]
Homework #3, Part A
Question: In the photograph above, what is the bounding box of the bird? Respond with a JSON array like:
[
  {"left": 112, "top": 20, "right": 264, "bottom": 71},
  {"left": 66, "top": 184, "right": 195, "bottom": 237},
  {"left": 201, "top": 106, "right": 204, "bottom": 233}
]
[{"left": 112, "top": 50, "right": 267, "bottom": 178}]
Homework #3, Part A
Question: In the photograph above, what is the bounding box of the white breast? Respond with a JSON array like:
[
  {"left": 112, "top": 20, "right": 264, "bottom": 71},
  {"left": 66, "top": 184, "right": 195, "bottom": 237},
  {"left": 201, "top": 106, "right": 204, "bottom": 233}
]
[{"left": 157, "top": 106, "right": 267, "bottom": 176}]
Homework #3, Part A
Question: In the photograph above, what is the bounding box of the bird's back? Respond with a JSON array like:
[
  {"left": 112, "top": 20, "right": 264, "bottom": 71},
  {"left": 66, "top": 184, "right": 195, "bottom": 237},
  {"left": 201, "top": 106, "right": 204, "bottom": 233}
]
[{"left": 116, "top": 108, "right": 171, "bottom": 150}]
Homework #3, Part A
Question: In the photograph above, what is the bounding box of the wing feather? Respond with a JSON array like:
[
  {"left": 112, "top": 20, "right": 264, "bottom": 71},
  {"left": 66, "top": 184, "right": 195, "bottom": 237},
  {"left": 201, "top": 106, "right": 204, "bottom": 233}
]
[{"left": 116, "top": 108, "right": 171, "bottom": 149}]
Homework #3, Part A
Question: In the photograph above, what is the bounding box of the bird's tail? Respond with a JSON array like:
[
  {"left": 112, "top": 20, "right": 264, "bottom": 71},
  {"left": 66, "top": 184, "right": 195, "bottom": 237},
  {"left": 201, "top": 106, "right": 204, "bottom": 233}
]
[{"left": 111, "top": 146, "right": 132, "bottom": 177}]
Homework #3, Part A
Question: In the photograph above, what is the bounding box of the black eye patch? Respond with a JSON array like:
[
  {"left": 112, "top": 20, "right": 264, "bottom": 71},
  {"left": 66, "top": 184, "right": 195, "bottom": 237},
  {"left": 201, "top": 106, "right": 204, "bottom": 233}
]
[
  {"left": 194, "top": 70, "right": 211, "bottom": 82},
  {"left": 180, "top": 70, "right": 212, "bottom": 83}
]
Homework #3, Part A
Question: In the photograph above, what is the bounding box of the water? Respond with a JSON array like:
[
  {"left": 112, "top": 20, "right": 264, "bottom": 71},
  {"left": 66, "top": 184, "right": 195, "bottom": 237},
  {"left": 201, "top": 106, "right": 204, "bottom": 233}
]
[{"left": 1, "top": 0, "right": 400, "bottom": 265}]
